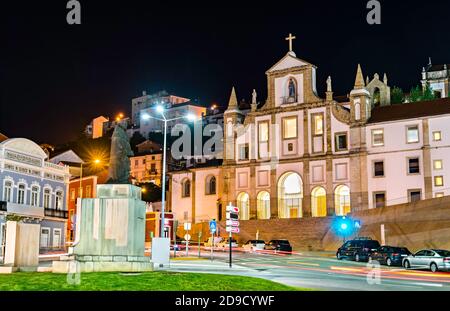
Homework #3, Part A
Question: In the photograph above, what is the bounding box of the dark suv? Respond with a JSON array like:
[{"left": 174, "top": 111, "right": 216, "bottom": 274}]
[
  {"left": 264, "top": 240, "right": 292, "bottom": 253},
  {"left": 369, "top": 246, "right": 412, "bottom": 266},
  {"left": 336, "top": 238, "right": 380, "bottom": 262}
]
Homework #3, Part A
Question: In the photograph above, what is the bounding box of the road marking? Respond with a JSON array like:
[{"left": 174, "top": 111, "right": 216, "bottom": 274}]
[
  {"left": 412, "top": 282, "right": 444, "bottom": 287},
  {"left": 289, "top": 261, "right": 320, "bottom": 267}
]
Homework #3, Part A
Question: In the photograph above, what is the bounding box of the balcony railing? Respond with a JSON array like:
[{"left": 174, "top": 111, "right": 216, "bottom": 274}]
[
  {"left": 281, "top": 96, "right": 298, "bottom": 105},
  {"left": 44, "top": 208, "right": 68, "bottom": 219}
]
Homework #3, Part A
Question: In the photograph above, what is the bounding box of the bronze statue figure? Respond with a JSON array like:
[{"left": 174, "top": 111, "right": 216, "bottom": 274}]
[{"left": 107, "top": 124, "right": 134, "bottom": 184}]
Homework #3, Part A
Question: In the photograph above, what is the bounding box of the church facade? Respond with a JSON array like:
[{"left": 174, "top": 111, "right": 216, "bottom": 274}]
[{"left": 168, "top": 39, "right": 450, "bottom": 225}]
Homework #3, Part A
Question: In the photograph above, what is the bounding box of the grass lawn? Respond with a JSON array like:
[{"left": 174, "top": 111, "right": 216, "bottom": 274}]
[{"left": 0, "top": 271, "right": 302, "bottom": 291}]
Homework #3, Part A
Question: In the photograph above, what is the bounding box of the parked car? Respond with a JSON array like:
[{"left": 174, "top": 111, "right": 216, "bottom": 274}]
[
  {"left": 336, "top": 237, "right": 381, "bottom": 262},
  {"left": 217, "top": 238, "right": 238, "bottom": 250},
  {"left": 242, "top": 240, "right": 266, "bottom": 252},
  {"left": 204, "top": 236, "right": 223, "bottom": 247},
  {"left": 369, "top": 246, "right": 412, "bottom": 266},
  {"left": 403, "top": 249, "right": 450, "bottom": 272},
  {"left": 264, "top": 240, "right": 292, "bottom": 253}
]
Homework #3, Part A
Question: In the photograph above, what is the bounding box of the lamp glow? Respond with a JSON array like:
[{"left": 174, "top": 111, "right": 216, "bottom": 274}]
[
  {"left": 185, "top": 113, "right": 197, "bottom": 122},
  {"left": 141, "top": 113, "right": 150, "bottom": 120},
  {"left": 156, "top": 105, "right": 165, "bottom": 114}
]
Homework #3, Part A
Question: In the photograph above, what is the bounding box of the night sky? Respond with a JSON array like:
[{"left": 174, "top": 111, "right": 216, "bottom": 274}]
[{"left": 2, "top": 0, "right": 450, "bottom": 144}]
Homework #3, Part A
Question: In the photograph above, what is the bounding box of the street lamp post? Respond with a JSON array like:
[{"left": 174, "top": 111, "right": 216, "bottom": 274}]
[{"left": 142, "top": 106, "right": 197, "bottom": 238}]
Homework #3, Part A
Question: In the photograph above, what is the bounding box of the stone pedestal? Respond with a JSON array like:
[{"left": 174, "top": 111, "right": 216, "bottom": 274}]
[
  {"left": 53, "top": 184, "right": 152, "bottom": 273},
  {"left": 1, "top": 221, "right": 40, "bottom": 273}
]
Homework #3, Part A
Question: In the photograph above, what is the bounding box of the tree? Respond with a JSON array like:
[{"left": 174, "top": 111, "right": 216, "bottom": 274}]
[
  {"left": 409, "top": 86, "right": 423, "bottom": 102},
  {"left": 391, "top": 86, "right": 404, "bottom": 104},
  {"left": 422, "top": 83, "right": 436, "bottom": 101},
  {"left": 138, "top": 182, "right": 162, "bottom": 203}
]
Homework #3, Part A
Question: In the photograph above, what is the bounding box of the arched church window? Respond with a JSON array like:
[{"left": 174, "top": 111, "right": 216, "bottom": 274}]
[
  {"left": 205, "top": 176, "right": 216, "bottom": 195},
  {"left": 373, "top": 87, "right": 381, "bottom": 107},
  {"left": 182, "top": 179, "right": 191, "bottom": 198}
]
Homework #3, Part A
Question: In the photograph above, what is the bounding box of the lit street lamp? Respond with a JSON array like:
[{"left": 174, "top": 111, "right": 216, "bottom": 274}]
[{"left": 141, "top": 105, "right": 198, "bottom": 238}]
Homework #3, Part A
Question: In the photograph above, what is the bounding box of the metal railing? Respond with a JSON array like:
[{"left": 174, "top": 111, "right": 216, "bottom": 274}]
[{"left": 44, "top": 208, "right": 68, "bottom": 219}]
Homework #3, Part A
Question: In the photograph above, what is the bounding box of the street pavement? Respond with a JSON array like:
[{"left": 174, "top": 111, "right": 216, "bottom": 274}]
[{"left": 163, "top": 247, "right": 450, "bottom": 291}]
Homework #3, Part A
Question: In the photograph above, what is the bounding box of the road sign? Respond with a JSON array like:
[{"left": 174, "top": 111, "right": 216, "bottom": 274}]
[
  {"left": 226, "top": 206, "right": 239, "bottom": 213},
  {"left": 226, "top": 226, "right": 240, "bottom": 234},
  {"left": 209, "top": 220, "right": 217, "bottom": 233},
  {"left": 226, "top": 212, "right": 239, "bottom": 220},
  {"left": 184, "top": 234, "right": 191, "bottom": 241},
  {"left": 184, "top": 222, "right": 191, "bottom": 231},
  {"left": 226, "top": 220, "right": 239, "bottom": 227}
]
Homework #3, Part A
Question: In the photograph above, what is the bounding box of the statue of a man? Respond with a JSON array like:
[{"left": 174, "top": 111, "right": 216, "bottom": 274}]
[
  {"left": 107, "top": 124, "right": 134, "bottom": 184},
  {"left": 326, "top": 76, "right": 332, "bottom": 92},
  {"left": 252, "top": 89, "right": 257, "bottom": 105}
]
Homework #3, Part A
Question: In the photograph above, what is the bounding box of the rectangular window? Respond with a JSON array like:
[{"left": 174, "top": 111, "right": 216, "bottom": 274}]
[
  {"left": 258, "top": 122, "right": 269, "bottom": 143},
  {"left": 435, "top": 192, "right": 445, "bottom": 198},
  {"left": 408, "top": 158, "right": 420, "bottom": 174},
  {"left": 374, "top": 192, "right": 386, "bottom": 208},
  {"left": 86, "top": 185, "right": 92, "bottom": 198},
  {"left": 408, "top": 190, "right": 422, "bottom": 203},
  {"left": 135, "top": 160, "right": 139, "bottom": 166},
  {"left": 434, "top": 160, "right": 443, "bottom": 170},
  {"left": 372, "top": 129, "right": 384, "bottom": 146},
  {"left": 143, "top": 159, "right": 146, "bottom": 165},
  {"left": 406, "top": 125, "right": 419, "bottom": 143},
  {"left": 335, "top": 133, "right": 348, "bottom": 151},
  {"left": 434, "top": 176, "right": 444, "bottom": 187},
  {"left": 18, "top": 185, "right": 25, "bottom": 205},
  {"left": 373, "top": 161, "right": 384, "bottom": 177},
  {"left": 44, "top": 189, "right": 51, "bottom": 208},
  {"left": 70, "top": 189, "right": 75, "bottom": 201},
  {"left": 433, "top": 131, "right": 442, "bottom": 141},
  {"left": 150, "top": 163, "right": 156, "bottom": 172},
  {"left": 78, "top": 187, "right": 83, "bottom": 198},
  {"left": 282, "top": 117, "right": 297, "bottom": 139},
  {"left": 53, "top": 229, "right": 62, "bottom": 248},
  {"left": 313, "top": 114, "right": 324, "bottom": 135},
  {"left": 239, "top": 144, "right": 249, "bottom": 161}
]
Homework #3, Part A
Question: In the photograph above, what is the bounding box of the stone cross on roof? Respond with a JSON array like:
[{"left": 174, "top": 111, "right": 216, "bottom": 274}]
[{"left": 285, "top": 33, "right": 296, "bottom": 52}]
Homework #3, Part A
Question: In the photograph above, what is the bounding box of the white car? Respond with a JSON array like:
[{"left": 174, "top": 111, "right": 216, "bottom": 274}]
[
  {"left": 242, "top": 240, "right": 266, "bottom": 252},
  {"left": 204, "top": 236, "right": 223, "bottom": 247},
  {"left": 217, "top": 238, "right": 238, "bottom": 250}
]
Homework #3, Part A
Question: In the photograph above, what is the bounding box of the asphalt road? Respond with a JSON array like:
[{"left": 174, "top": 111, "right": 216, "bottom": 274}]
[{"left": 165, "top": 247, "right": 450, "bottom": 291}]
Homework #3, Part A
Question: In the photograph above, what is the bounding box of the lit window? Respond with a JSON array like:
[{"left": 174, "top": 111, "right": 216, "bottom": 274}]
[
  {"left": 434, "top": 176, "right": 444, "bottom": 187},
  {"left": 407, "top": 125, "right": 419, "bottom": 143},
  {"left": 86, "top": 185, "right": 92, "bottom": 198},
  {"left": 335, "top": 133, "right": 348, "bottom": 151},
  {"left": 314, "top": 115, "right": 324, "bottom": 135},
  {"left": 408, "top": 158, "right": 420, "bottom": 174},
  {"left": 374, "top": 161, "right": 384, "bottom": 177},
  {"left": 70, "top": 189, "right": 75, "bottom": 201},
  {"left": 435, "top": 192, "right": 445, "bottom": 198},
  {"left": 434, "top": 160, "right": 443, "bottom": 170},
  {"left": 372, "top": 129, "right": 384, "bottom": 146},
  {"left": 283, "top": 117, "right": 297, "bottom": 139},
  {"left": 433, "top": 131, "right": 442, "bottom": 141},
  {"left": 258, "top": 122, "right": 269, "bottom": 142}
]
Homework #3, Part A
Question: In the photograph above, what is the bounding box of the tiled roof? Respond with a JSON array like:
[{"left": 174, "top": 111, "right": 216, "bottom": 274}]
[{"left": 368, "top": 97, "right": 450, "bottom": 123}]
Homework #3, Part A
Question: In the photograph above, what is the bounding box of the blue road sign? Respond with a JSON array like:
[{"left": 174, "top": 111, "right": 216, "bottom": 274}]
[{"left": 209, "top": 220, "right": 217, "bottom": 233}]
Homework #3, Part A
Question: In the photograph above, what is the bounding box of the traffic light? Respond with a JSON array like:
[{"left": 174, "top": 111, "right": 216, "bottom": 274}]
[{"left": 332, "top": 216, "right": 361, "bottom": 239}]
